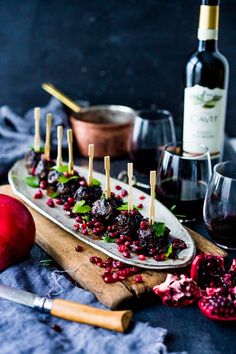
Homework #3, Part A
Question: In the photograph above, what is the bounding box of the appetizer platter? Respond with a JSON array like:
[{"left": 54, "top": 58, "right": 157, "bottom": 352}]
[{"left": 8, "top": 108, "right": 196, "bottom": 270}]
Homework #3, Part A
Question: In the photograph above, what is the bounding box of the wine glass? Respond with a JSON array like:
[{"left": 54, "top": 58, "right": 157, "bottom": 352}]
[
  {"left": 156, "top": 141, "right": 212, "bottom": 223},
  {"left": 129, "top": 109, "right": 176, "bottom": 175},
  {"left": 203, "top": 161, "right": 236, "bottom": 250}
]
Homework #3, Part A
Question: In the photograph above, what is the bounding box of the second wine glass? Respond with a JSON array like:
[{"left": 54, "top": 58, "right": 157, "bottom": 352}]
[{"left": 129, "top": 109, "right": 176, "bottom": 175}]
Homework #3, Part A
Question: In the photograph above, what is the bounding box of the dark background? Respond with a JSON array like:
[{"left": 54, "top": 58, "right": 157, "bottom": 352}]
[{"left": 0, "top": 0, "right": 235, "bottom": 135}]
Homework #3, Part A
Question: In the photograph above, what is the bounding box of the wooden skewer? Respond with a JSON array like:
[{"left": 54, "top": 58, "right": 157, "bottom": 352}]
[
  {"left": 87, "top": 144, "right": 94, "bottom": 186},
  {"left": 56, "top": 125, "right": 63, "bottom": 168},
  {"left": 127, "top": 163, "right": 133, "bottom": 212},
  {"left": 34, "top": 107, "right": 41, "bottom": 152},
  {"left": 67, "top": 129, "right": 74, "bottom": 175},
  {"left": 149, "top": 170, "right": 156, "bottom": 225},
  {"left": 104, "top": 156, "right": 111, "bottom": 199},
  {"left": 44, "top": 113, "right": 52, "bottom": 160}
]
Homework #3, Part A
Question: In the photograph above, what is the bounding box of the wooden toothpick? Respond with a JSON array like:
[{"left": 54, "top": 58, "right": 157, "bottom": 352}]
[
  {"left": 104, "top": 156, "right": 111, "bottom": 199},
  {"left": 44, "top": 113, "right": 52, "bottom": 160},
  {"left": 34, "top": 107, "right": 41, "bottom": 152},
  {"left": 87, "top": 144, "right": 94, "bottom": 186},
  {"left": 149, "top": 170, "right": 156, "bottom": 225},
  {"left": 67, "top": 129, "right": 74, "bottom": 175},
  {"left": 127, "top": 163, "right": 133, "bottom": 212},
  {"left": 56, "top": 125, "right": 63, "bottom": 168}
]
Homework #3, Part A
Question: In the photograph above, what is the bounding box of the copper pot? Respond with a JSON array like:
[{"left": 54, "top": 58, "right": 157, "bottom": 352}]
[{"left": 70, "top": 105, "right": 135, "bottom": 158}]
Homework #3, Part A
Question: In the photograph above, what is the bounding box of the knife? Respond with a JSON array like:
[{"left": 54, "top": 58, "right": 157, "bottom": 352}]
[{"left": 0, "top": 284, "right": 132, "bottom": 332}]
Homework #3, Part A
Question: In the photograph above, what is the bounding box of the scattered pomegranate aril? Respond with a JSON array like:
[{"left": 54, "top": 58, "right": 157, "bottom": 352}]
[
  {"left": 103, "top": 274, "right": 115, "bottom": 283},
  {"left": 81, "top": 223, "right": 87, "bottom": 230},
  {"left": 109, "top": 232, "right": 118, "bottom": 238},
  {"left": 118, "top": 245, "right": 128, "bottom": 253},
  {"left": 86, "top": 221, "right": 94, "bottom": 228},
  {"left": 123, "top": 251, "right": 131, "bottom": 258},
  {"left": 139, "top": 195, "right": 146, "bottom": 200},
  {"left": 89, "top": 256, "right": 103, "bottom": 264},
  {"left": 51, "top": 324, "right": 62, "bottom": 333},
  {"left": 75, "top": 216, "right": 83, "bottom": 223},
  {"left": 138, "top": 254, "right": 146, "bottom": 261},
  {"left": 140, "top": 220, "right": 149, "bottom": 230},
  {"left": 137, "top": 203, "right": 143, "bottom": 209},
  {"left": 63, "top": 202, "right": 71, "bottom": 211},
  {"left": 82, "top": 229, "right": 88, "bottom": 235},
  {"left": 121, "top": 189, "right": 128, "bottom": 197},
  {"left": 79, "top": 180, "right": 87, "bottom": 187},
  {"left": 39, "top": 180, "right": 47, "bottom": 189},
  {"left": 75, "top": 245, "right": 83, "bottom": 252},
  {"left": 46, "top": 199, "right": 54, "bottom": 207},
  {"left": 34, "top": 190, "right": 43, "bottom": 199},
  {"left": 67, "top": 197, "right": 74, "bottom": 205},
  {"left": 115, "top": 185, "right": 122, "bottom": 190},
  {"left": 134, "top": 275, "right": 143, "bottom": 283},
  {"left": 55, "top": 198, "right": 63, "bottom": 205}
]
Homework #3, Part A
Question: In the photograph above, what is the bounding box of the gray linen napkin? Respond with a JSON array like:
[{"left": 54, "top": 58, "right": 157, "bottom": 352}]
[
  {"left": 0, "top": 98, "right": 74, "bottom": 175},
  {"left": 0, "top": 246, "right": 187, "bottom": 354}
]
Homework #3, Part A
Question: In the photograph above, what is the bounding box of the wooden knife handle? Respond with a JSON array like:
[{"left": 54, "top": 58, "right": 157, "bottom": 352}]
[{"left": 51, "top": 299, "right": 133, "bottom": 332}]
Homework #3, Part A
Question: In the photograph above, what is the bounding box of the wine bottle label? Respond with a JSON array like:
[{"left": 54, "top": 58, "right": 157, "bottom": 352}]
[
  {"left": 198, "top": 5, "right": 219, "bottom": 40},
  {"left": 183, "top": 85, "right": 227, "bottom": 156}
]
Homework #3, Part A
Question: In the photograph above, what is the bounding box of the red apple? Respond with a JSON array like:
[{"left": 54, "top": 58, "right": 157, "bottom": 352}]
[{"left": 0, "top": 194, "right": 36, "bottom": 271}]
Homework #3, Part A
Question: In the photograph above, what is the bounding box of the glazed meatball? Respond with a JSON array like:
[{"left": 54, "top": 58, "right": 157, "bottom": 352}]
[
  {"left": 91, "top": 195, "right": 123, "bottom": 223},
  {"left": 25, "top": 150, "right": 42, "bottom": 174},
  {"left": 74, "top": 185, "right": 102, "bottom": 206},
  {"left": 34, "top": 159, "right": 54, "bottom": 180},
  {"left": 114, "top": 210, "right": 143, "bottom": 238}
]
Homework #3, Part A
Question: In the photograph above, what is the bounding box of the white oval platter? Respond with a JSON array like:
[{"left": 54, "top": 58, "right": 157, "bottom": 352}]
[{"left": 8, "top": 159, "right": 196, "bottom": 270}]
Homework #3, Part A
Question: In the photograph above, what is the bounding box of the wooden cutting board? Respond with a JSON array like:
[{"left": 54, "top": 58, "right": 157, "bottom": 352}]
[{"left": 1, "top": 185, "right": 227, "bottom": 309}]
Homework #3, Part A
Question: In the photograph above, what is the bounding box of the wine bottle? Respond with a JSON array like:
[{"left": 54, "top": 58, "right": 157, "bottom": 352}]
[{"left": 182, "top": 0, "right": 229, "bottom": 164}]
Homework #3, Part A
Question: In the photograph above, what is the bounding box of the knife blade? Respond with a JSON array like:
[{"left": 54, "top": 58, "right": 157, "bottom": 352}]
[{"left": 0, "top": 284, "right": 132, "bottom": 332}]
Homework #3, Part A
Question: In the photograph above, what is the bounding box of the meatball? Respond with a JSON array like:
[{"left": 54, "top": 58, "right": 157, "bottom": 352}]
[
  {"left": 115, "top": 210, "right": 143, "bottom": 238},
  {"left": 138, "top": 224, "right": 170, "bottom": 254},
  {"left": 74, "top": 185, "right": 102, "bottom": 206},
  {"left": 25, "top": 150, "right": 42, "bottom": 174},
  {"left": 91, "top": 195, "right": 123, "bottom": 223},
  {"left": 47, "top": 169, "right": 61, "bottom": 190},
  {"left": 34, "top": 159, "right": 54, "bottom": 180},
  {"left": 57, "top": 179, "right": 80, "bottom": 202}
]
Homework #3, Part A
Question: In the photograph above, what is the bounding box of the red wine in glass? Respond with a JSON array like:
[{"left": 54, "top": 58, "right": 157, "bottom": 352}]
[
  {"left": 156, "top": 178, "right": 207, "bottom": 222},
  {"left": 206, "top": 215, "right": 236, "bottom": 249},
  {"left": 204, "top": 161, "right": 236, "bottom": 250}
]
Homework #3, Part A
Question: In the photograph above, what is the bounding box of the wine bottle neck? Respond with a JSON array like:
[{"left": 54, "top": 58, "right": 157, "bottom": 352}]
[
  {"left": 197, "top": 4, "right": 219, "bottom": 43},
  {"left": 198, "top": 39, "right": 218, "bottom": 52}
]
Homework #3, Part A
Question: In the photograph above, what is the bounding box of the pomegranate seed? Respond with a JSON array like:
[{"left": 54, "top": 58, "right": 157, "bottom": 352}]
[
  {"left": 116, "top": 238, "right": 124, "bottom": 245},
  {"left": 111, "top": 192, "right": 115, "bottom": 196},
  {"left": 46, "top": 199, "right": 54, "bottom": 207},
  {"left": 123, "top": 251, "right": 131, "bottom": 258},
  {"left": 131, "top": 210, "right": 138, "bottom": 216},
  {"left": 79, "top": 180, "right": 87, "bottom": 187},
  {"left": 76, "top": 216, "right": 83, "bottom": 223},
  {"left": 66, "top": 210, "right": 75, "bottom": 218},
  {"left": 115, "top": 185, "right": 122, "bottom": 190},
  {"left": 90, "top": 256, "right": 102, "bottom": 264},
  {"left": 64, "top": 172, "right": 70, "bottom": 177},
  {"left": 137, "top": 203, "right": 143, "bottom": 209},
  {"left": 73, "top": 224, "right": 79, "bottom": 230},
  {"left": 132, "top": 240, "right": 139, "bottom": 246},
  {"left": 140, "top": 220, "right": 149, "bottom": 230},
  {"left": 97, "top": 261, "right": 104, "bottom": 267},
  {"left": 121, "top": 210, "right": 128, "bottom": 216},
  {"left": 124, "top": 241, "right": 131, "bottom": 248},
  {"left": 51, "top": 324, "right": 62, "bottom": 333},
  {"left": 103, "top": 275, "right": 115, "bottom": 283},
  {"left": 103, "top": 268, "right": 112, "bottom": 275},
  {"left": 75, "top": 245, "right": 83, "bottom": 252},
  {"left": 104, "top": 258, "right": 113, "bottom": 267},
  {"left": 34, "top": 190, "right": 43, "bottom": 199},
  {"left": 86, "top": 221, "right": 94, "bottom": 228},
  {"left": 81, "top": 223, "right": 87, "bottom": 230},
  {"left": 67, "top": 197, "right": 74, "bottom": 205},
  {"left": 121, "top": 189, "right": 128, "bottom": 197},
  {"left": 116, "top": 194, "right": 121, "bottom": 199},
  {"left": 139, "top": 195, "right": 146, "bottom": 200},
  {"left": 149, "top": 248, "right": 158, "bottom": 255},
  {"left": 154, "top": 254, "right": 166, "bottom": 261},
  {"left": 117, "top": 270, "right": 127, "bottom": 280},
  {"left": 55, "top": 198, "right": 63, "bottom": 205},
  {"left": 134, "top": 275, "right": 143, "bottom": 283},
  {"left": 94, "top": 221, "right": 101, "bottom": 227},
  {"left": 63, "top": 202, "right": 71, "bottom": 211},
  {"left": 130, "top": 266, "right": 139, "bottom": 274},
  {"left": 109, "top": 232, "right": 118, "bottom": 238},
  {"left": 112, "top": 260, "right": 124, "bottom": 269},
  {"left": 138, "top": 254, "right": 146, "bottom": 261},
  {"left": 39, "top": 180, "right": 47, "bottom": 189},
  {"left": 118, "top": 245, "right": 128, "bottom": 253},
  {"left": 82, "top": 229, "right": 88, "bottom": 235},
  {"left": 112, "top": 272, "right": 119, "bottom": 280}
]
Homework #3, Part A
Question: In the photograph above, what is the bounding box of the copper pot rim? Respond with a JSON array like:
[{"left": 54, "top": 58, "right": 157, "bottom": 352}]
[{"left": 70, "top": 104, "right": 135, "bottom": 129}]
